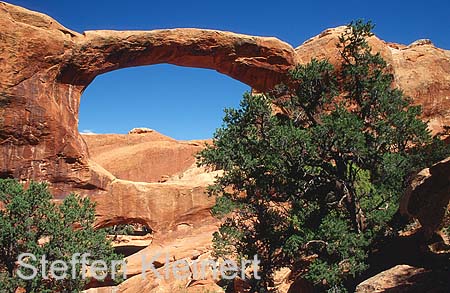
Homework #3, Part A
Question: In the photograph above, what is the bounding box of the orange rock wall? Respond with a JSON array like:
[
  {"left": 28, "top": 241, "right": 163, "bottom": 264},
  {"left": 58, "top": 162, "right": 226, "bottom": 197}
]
[{"left": 82, "top": 132, "right": 206, "bottom": 183}]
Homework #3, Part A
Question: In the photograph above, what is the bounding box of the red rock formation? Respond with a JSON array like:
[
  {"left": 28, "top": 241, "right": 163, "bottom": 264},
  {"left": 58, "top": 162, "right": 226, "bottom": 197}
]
[
  {"left": 1, "top": 3, "right": 449, "bottom": 293},
  {"left": 82, "top": 131, "right": 207, "bottom": 183},
  {"left": 0, "top": 1, "right": 449, "bottom": 239},
  {"left": 295, "top": 27, "right": 450, "bottom": 134},
  {"left": 355, "top": 264, "right": 450, "bottom": 292},
  {"left": 0, "top": 1, "right": 295, "bottom": 232},
  {"left": 0, "top": 1, "right": 295, "bottom": 188},
  {"left": 401, "top": 157, "right": 450, "bottom": 236}
]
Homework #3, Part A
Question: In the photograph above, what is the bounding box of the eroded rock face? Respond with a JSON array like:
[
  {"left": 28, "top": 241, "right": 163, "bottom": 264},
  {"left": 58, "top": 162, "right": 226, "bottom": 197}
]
[
  {"left": 0, "top": 2, "right": 449, "bottom": 235},
  {"left": 295, "top": 27, "right": 450, "bottom": 135},
  {"left": 83, "top": 222, "right": 222, "bottom": 293},
  {"left": 0, "top": 1, "right": 295, "bottom": 231},
  {"left": 82, "top": 131, "right": 207, "bottom": 183},
  {"left": 0, "top": 1, "right": 296, "bottom": 188},
  {"left": 401, "top": 157, "right": 450, "bottom": 236},
  {"left": 355, "top": 264, "right": 450, "bottom": 292}
]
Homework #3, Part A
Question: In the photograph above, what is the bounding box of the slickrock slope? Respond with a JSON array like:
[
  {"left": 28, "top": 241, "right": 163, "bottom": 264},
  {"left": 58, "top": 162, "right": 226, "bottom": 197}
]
[
  {"left": 83, "top": 220, "right": 222, "bottom": 293},
  {"left": 82, "top": 129, "right": 208, "bottom": 183},
  {"left": 80, "top": 129, "right": 219, "bottom": 231}
]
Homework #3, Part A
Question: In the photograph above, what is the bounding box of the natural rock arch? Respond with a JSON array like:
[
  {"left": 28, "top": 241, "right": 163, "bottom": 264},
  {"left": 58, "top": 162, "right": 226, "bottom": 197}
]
[
  {"left": 1, "top": 2, "right": 449, "bottom": 231},
  {"left": 0, "top": 2, "right": 297, "bottom": 230},
  {"left": 0, "top": 2, "right": 296, "bottom": 189}
]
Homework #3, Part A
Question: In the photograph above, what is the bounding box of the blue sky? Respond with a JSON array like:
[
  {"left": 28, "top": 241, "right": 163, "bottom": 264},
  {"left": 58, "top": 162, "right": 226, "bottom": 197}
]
[{"left": 8, "top": 0, "right": 450, "bottom": 140}]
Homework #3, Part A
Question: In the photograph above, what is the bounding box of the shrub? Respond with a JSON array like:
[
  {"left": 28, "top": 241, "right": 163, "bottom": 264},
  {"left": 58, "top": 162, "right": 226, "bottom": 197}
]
[{"left": 0, "top": 179, "right": 123, "bottom": 293}]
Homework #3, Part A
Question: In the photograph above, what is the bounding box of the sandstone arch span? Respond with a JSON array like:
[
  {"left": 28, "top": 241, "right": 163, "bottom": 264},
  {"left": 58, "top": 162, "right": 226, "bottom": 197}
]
[
  {"left": 1, "top": 2, "right": 449, "bottom": 231},
  {"left": 0, "top": 1, "right": 295, "bottom": 187},
  {"left": 0, "top": 2, "right": 296, "bottom": 231}
]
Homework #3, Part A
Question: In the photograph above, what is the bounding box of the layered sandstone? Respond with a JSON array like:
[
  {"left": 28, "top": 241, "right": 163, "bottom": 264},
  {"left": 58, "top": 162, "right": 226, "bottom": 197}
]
[
  {"left": 0, "top": 0, "right": 296, "bottom": 191},
  {"left": 82, "top": 131, "right": 208, "bottom": 183},
  {"left": 1, "top": 2, "right": 449, "bottom": 292},
  {"left": 0, "top": 1, "right": 295, "bottom": 232},
  {"left": 295, "top": 27, "right": 450, "bottom": 134}
]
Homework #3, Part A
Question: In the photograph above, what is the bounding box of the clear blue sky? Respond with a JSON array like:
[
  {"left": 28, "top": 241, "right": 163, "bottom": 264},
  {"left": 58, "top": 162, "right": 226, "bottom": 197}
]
[{"left": 8, "top": 0, "right": 450, "bottom": 140}]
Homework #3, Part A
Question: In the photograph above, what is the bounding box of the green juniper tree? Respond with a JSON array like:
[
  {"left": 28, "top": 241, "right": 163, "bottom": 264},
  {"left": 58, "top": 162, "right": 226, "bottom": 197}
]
[
  {"left": 0, "top": 179, "right": 123, "bottom": 293},
  {"left": 198, "top": 20, "right": 449, "bottom": 292}
]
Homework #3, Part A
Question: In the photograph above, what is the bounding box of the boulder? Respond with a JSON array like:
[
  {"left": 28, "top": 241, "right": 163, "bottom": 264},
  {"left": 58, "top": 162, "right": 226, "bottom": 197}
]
[
  {"left": 401, "top": 157, "right": 450, "bottom": 236},
  {"left": 355, "top": 264, "right": 450, "bottom": 292}
]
